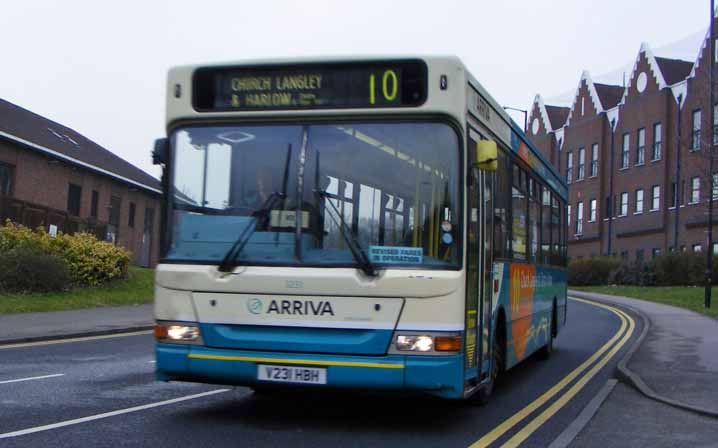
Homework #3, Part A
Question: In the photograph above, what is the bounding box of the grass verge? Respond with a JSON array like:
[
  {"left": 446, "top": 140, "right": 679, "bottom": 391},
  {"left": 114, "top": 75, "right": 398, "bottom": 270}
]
[
  {"left": 0, "top": 266, "right": 154, "bottom": 314},
  {"left": 572, "top": 285, "right": 718, "bottom": 318}
]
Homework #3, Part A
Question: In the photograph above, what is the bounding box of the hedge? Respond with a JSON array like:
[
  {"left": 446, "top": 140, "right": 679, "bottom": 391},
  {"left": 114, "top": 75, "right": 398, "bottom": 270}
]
[
  {"left": 0, "top": 221, "right": 131, "bottom": 288},
  {"left": 569, "top": 252, "right": 718, "bottom": 287}
]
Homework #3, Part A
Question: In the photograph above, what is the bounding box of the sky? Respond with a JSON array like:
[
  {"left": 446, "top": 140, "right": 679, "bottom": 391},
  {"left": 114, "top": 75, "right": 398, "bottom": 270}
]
[{"left": 0, "top": 0, "right": 712, "bottom": 179}]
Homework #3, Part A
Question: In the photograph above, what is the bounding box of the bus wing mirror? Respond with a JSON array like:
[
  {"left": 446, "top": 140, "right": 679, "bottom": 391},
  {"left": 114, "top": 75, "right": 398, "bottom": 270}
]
[
  {"left": 153, "top": 138, "right": 169, "bottom": 165},
  {"left": 475, "top": 140, "right": 497, "bottom": 171}
]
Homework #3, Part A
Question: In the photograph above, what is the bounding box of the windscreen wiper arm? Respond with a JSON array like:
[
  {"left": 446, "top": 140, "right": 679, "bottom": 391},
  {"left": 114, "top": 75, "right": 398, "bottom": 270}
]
[
  {"left": 316, "top": 190, "right": 377, "bottom": 277},
  {"left": 218, "top": 143, "right": 293, "bottom": 273},
  {"left": 217, "top": 192, "right": 285, "bottom": 272}
]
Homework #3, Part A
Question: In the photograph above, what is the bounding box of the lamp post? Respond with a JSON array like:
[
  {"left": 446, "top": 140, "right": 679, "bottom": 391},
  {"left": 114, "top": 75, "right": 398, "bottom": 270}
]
[
  {"left": 706, "top": 0, "right": 715, "bottom": 309},
  {"left": 607, "top": 118, "right": 616, "bottom": 256},
  {"left": 503, "top": 106, "right": 528, "bottom": 132}
]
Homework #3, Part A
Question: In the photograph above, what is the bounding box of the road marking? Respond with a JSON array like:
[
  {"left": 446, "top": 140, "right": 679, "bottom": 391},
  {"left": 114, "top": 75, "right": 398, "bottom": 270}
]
[
  {"left": 0, "top": 389, "right": 229, "bottom": 439},
  {"left": 469, "top": 297, "right": 632, "bottom": 448},
  {"left": 0, "top": 374, "right": 65, "bottom": 385},
  {"left": 499, "top": 305, "right": 634, "bottom": 447},
  {"left": 188, "top": 353, "right": 405, "bottom": 369},
  {"left": 0, "top": 330, "right": 153, "bottom": 350}
]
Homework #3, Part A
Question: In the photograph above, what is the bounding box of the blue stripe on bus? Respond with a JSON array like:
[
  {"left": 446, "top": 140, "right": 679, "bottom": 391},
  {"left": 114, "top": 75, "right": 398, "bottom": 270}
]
[
  {"left": 199, "top": 323, "right": 394, "bottom": 355},
  {"left": 155, "top": 343, "right": 465, "bottom": 399}
]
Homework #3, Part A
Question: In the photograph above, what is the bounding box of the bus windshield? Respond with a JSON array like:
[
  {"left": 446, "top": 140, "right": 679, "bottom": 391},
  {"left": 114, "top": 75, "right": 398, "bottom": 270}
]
[{"left": 167, "top": 121, "right": 461, "bottom": 269}]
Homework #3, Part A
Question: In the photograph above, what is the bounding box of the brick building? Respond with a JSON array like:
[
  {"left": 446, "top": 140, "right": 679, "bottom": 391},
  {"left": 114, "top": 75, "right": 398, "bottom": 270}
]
[
  {"left": 527, "top": 23, "right": 715, "bottom": 261},
  {"left": 0, "top": 98, "right": 161, "bottom": 266}
]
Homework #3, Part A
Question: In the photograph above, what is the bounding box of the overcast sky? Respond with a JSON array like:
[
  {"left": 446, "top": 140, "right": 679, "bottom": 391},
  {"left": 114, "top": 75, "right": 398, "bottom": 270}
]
[{"left": 0, "top": 0, "right": 711, "bottom": 179}]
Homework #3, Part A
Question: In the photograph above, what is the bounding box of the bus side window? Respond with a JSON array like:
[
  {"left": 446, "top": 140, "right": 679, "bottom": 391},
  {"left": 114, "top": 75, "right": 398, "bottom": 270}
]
[
  {"left": 551, "top": 194, "right": 560, "bottom": 265},
  {"left": 493, "top": 150, "right": 509, "bottom": 259},
  {"left": 541, "top": 186, "right": 552, "bottom": 265},
  {"left": 511, "top": 164, "right": 527, "bottom": 261}
]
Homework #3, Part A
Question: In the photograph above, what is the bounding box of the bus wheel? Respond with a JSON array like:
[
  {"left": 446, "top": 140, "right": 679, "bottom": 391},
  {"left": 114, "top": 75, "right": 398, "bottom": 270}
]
[
  {"left": 537, "top": 303, "right": 557, "bottom": 360},
  {"left": 472, "top": 320, "right": 505, "bottom": 405}
]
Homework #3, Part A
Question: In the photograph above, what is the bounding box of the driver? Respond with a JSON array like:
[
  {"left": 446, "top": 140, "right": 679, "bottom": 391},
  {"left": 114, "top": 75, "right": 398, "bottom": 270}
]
[{"left": 243, "top": 167, "right": 275, "bottom": 210}]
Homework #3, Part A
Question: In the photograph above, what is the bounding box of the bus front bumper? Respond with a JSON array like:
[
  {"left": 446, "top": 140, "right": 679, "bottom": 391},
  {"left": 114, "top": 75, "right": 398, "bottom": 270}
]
[{"left": 156, "top": 343, "right": 464, "bottom": 399}]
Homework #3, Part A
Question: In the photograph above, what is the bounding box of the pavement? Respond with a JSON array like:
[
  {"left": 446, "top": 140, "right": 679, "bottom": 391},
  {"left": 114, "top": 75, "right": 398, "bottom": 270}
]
[
  {"left": 1, "top": 292, "right": 717, "bottom": 447},
  {"left": 0, "top": 304, "right": 153, "bottom": 344}
]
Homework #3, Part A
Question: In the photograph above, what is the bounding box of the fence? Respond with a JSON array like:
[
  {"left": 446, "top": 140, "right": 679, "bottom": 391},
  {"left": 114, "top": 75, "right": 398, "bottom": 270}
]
[{"left": 0, "top": 195, "right": 108, "bottom": 240}]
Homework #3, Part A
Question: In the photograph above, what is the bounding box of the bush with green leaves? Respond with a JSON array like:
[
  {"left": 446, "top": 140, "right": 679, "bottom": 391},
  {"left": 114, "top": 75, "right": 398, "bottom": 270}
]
[
  {"left": 0, "top": 221, "right": 131, "bottom": 288},
  {"left": 0, "top": 246, "right": 71, "bottom": 293},
  {"left": 568, "top": 257, "right": 622, "bottom": 286}
]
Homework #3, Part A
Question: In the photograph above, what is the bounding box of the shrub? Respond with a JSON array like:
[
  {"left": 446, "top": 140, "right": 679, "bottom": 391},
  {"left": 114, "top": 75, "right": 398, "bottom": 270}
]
[
  {"left": 51, "top": 232, "right": 130, "bottom": 286},
  {"left": 568, "top": 257, "right": 621, "bottom": 286},
  {"left": 608, "top": 260, "right": 656, "bottom": 286},
  {"left": 653, "top": 252, "right": 704, "bottom": 286},
  {"left": 0, "top": 220, "right": 131, "bottom": 287},
  {"left": 0, "top": 247, "right": 71, "bottom": 292}
]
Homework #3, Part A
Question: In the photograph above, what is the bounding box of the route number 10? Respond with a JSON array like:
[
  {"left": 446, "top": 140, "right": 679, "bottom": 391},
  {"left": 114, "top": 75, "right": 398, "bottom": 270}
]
[{"left": 369, "top": 70, "right": 398, "bottom": 105}]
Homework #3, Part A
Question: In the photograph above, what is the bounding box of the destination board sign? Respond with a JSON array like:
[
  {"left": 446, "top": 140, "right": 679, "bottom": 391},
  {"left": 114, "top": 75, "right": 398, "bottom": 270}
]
[{"left": 193, "top": 61, "right": 427, "bottom": 111}]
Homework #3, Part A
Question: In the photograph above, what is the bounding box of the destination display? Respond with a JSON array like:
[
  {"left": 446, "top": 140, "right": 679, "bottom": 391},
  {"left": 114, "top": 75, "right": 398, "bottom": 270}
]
[{"left": 193, "top": 61, "right": 427, "bottom": 111}]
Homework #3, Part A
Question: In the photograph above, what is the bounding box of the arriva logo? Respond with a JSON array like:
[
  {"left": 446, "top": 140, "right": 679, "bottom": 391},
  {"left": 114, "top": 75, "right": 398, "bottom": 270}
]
[
  {"left": 246, "top": 298, "right": 335, "bottom": 317},
  {"left": 247, "top": 298, "right": 263, "bottom": 315}
]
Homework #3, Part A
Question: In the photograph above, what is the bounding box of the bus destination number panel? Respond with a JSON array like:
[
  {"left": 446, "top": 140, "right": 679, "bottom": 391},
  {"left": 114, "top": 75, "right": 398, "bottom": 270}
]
[{"left": 193, "top": 61, "right": 427, "bottom": 111}]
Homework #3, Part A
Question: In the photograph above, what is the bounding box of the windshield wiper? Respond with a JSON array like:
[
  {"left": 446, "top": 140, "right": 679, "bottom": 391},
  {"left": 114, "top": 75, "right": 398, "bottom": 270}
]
[
  {"left": 217, "top": 192, "right": 285, "bottom": 272},
  {"left": 218, "top": 144, "right": 293, "bottom": 273},
  {"left": 316, "top": 189, "right": 377, "bottom": 277}
]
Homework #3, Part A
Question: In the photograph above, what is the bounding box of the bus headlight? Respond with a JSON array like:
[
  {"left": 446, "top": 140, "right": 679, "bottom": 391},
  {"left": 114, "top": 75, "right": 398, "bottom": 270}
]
[
  {"left": 390, "top": 332, "right": 462, "bottom": 354},
  {"left": 155, "top": 322, "right": 202, "bottom": 344},
  {"left": 396, "top": 335, "right": 434, "bottom": 352}
]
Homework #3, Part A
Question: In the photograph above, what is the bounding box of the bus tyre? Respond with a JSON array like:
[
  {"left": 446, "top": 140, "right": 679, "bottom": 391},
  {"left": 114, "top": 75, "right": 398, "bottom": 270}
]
[
  {"left": 537, "top": 305, "right": 556, "bottom": 360},
  {"left": 473, "top": 325, "right": 504, "bottom": 405}
]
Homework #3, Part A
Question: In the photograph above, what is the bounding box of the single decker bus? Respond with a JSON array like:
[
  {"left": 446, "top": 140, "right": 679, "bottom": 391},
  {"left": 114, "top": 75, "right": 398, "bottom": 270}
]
[{"left": 153, "top": 56, "right": 568, "bottom": 402}]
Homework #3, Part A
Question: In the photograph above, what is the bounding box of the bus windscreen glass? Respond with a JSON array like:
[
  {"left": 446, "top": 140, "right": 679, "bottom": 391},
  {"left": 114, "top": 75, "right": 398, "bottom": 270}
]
[{"left": 193, "top": 61, "right": 427, "bottom": 111}]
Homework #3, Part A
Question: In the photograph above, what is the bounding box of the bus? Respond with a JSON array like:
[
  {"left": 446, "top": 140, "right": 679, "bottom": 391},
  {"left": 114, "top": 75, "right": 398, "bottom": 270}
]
[{"left": 152, "top": 56, "right": 568, "bottom": 402}]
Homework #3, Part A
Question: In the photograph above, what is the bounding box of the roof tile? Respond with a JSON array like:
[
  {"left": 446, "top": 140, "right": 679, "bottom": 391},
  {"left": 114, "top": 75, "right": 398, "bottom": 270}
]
[{"left": 0, "top": 98, "right": 159, "bottom": 192}]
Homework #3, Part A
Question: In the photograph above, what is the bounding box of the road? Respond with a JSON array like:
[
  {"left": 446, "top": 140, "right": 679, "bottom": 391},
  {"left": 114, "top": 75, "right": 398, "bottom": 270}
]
[{"left": 0, "top": 298, "right": 639, "bottom": 448}]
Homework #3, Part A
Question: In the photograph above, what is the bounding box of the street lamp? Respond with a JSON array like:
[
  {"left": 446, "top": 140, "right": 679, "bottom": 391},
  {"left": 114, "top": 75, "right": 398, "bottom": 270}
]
[{"left": 503, "top": 106, "right": 528, "bottom": 132}]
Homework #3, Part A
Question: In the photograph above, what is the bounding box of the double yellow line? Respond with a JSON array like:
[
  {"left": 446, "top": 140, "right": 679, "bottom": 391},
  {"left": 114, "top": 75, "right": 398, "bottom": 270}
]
[{"left": 470, "top": 297, "right": 635, "bottom": 448}]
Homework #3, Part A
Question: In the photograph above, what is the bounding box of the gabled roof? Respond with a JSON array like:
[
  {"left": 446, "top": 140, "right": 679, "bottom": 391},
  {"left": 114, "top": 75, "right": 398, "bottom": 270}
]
[
  {"left": 545, "top": 105, "right": 570, "bottom": 130},
  {"left": 593, "top": 83, "right": 624, "bottom": 110},
  {"left": 655, "top": 57, "right": 694, "bottom": 85},
  {"left": 0, "top": 98, "right": 160, "bottom": 194},
  {"left": 528, "top": 95, "right": 553, "bottom": 134}
]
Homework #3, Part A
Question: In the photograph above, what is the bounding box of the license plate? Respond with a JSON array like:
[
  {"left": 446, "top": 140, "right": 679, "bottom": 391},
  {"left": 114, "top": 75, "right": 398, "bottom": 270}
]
[{"left": 257, "top": 364, "right": 327, "bottom": 385}]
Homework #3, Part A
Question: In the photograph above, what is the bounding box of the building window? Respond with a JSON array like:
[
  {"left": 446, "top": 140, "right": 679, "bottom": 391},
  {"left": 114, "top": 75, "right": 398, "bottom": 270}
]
[
  {"left": 636, "top": 128, "right": 645, "bottom": 165},
  {"left": 635, "top": 189, "right": 644, "bottom": 213},
  {"left": 107, "top": 195, "right": 121, "bottom": 243},
  {"left": 713, "top": 242, "right": 718, "bottom": 255},
  {"left": 621, "top": 133, "right": 630, "bottom": 168},
  {"left": 577, "top": 147, "right": 585, "bottom": 180},
  {"left": 67, "top": 183, "right": 82, "bottom": 216},
  {"left": 620, "top": 250, "right": 629, "bottom": 260},
  {"left": 619, "top": 192, "right": 628, "bottom": 216},
  {"left": 636, "top": 249, "right": 645, "bottom": 262},
  {"left": 566, "top": 152, "right": 573, "bottom": 183},
  {"left": 129, "top": 202, "right": 136, "bottom": 228},
  {"left": 567, "top": 204, "right": 571, "bottom": 231},
  {"left": 651, "top": 185, "right": 661, "bottom": 211},
  {"left": 714, "top": 104, "right": 718, "bottom": 145},
  {"left": 576, "top": 202, "right": 583, "bottom": 235},
  {"left": 590, "top": 143, "right": 598, "bottom": 177},
  {"left": 691, "top": 109, "right": 702, "bottom": 150},
  {"left": 713, "top": 173, "right": 718, "bottom": 200},
  {"left": 693, "top": 244, "right": 703, "bottom": 253},
  {"left": 0, "top": 162, "right": 12, "bottom": 196},
  {"left": 691, "top": 177, "right": 701, "bottom": 204},
  {"left": 91, "top": 190, "right": 99, "bottom": 218},
  {"left": 652, "top": 248, "right": 662, "bottom": 258},
  {"left": 589, "top": 199, "right": 597, "bottom": 222},
  {"left": 652, "top": 123, "right": 662, "bottom": 160}
]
